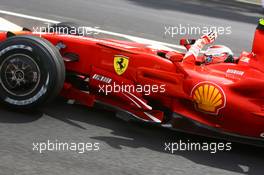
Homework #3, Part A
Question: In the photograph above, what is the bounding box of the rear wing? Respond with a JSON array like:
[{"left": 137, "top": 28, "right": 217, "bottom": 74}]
[{"left": 252, "top": 19, "right": 264, "bottom": 59}]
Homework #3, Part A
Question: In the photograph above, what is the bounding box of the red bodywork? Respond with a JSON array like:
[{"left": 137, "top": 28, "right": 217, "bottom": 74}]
[{"left": 0, "top": 23, "right": 264, "bottom": 143}]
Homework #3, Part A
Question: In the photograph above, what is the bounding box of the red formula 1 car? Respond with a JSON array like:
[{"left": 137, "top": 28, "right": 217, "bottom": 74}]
[{"left": 0, "top": 20, "right": 264, "bottom": 146}]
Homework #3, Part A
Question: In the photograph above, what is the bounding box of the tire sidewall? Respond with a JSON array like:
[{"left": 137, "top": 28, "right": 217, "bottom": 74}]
[{"left": 0, "top": 36, "right": 65, "bottom": 108}]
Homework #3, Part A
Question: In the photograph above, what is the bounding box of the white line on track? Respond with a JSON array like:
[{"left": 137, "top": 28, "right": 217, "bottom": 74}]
[
  {"left": 0, "top": 17, "right": 22, "bottom": 31},
  {"left": 0, "top": 9, "right": 186, "bottom": 51},
  {"left": 0, "top": 10, "right": 60, "bottom": 23},
  {"left": 236, "top": 0, "right": 261, "bottom": 6}
]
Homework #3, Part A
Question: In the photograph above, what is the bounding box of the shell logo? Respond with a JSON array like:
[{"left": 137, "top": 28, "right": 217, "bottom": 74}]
[{"left": 191, "top": 82, "right": 226, "bottom": 115}]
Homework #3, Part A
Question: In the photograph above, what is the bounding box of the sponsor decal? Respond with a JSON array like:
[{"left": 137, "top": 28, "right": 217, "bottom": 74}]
[
  {"left": 240, "top": 57, "right": 250, "bottom": 63},
  {"left": 92, "top": 74, "right": 112, "bottom": 84},
  {"left": 226, "top": 69, "right": 244, "bottom": 76},
  {"left": 0, "top": 45, "right": 33, "bottom": 56},
  {"left": 114, "top": 55, "right": 129, "bottom": 75},
  {"left": 191, "top": 82, "right": 226, "bottom": 115}
]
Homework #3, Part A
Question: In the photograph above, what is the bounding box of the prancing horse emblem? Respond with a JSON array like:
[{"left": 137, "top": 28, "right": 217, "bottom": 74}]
[{"left": 114, "top": 55, "right": 129, "bottom": 75}]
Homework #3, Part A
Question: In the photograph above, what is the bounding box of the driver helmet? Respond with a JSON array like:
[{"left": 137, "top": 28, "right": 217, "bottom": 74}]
[{"left": 204, "top": 45, "right": 234, "bottom": 64}]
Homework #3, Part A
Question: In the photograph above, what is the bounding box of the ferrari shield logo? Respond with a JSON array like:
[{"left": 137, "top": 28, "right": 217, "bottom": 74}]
[{"left": 114, "top": 55, "right": 129, "bottom": 75}]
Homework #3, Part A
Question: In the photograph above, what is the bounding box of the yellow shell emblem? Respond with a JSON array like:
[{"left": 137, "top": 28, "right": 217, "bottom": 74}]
[
  {"left": 191, "top": 82, "right": 226, "bottom": 115},
  {"left": 114, "top": 55, "right": 129, "bottom": 75}
]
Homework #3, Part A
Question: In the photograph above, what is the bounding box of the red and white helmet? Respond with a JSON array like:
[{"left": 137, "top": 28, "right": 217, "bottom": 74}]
[{"left": 204, "top": 45, "right": 234, "bottom": 64}]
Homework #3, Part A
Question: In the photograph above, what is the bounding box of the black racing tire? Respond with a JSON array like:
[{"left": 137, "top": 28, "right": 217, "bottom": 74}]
[
  {"left": 0, "top": 35, "right": 65, "bottom": 109},
  {"left": 44, "top": 22, "right": 83, "bottom": 36}
]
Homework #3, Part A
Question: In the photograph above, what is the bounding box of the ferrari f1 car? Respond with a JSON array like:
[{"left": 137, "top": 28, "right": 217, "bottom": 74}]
[{"left": 0, "top": 20, "right": 264, "bottom": 145}]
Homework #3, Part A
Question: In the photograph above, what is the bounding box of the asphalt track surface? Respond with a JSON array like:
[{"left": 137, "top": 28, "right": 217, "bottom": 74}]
[{"left": 0, "top": 0, "right": 264, "bottom": 175}]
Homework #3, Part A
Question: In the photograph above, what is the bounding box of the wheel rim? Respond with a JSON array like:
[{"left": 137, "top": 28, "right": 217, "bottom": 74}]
[{"left": 0, "top": 54, "right": 41, "bottom": 97}]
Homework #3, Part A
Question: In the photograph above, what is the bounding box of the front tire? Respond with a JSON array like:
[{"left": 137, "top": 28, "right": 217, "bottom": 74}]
[{"left": 0, "top": 35, "right": 65, "bottom": 109}]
